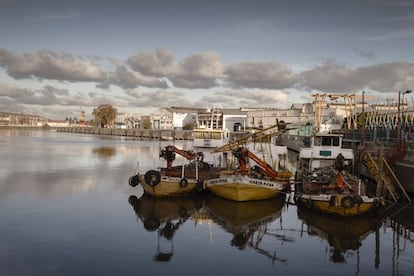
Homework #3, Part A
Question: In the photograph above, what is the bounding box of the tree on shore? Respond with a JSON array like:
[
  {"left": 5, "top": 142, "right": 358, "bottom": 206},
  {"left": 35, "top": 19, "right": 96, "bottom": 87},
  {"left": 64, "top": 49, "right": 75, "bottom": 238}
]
[
  {"left": 92, "top": 104, "right": 117, "bottom": 127},
  {"left": 142, "top": 119, "right": 152, "bottom": 129}
]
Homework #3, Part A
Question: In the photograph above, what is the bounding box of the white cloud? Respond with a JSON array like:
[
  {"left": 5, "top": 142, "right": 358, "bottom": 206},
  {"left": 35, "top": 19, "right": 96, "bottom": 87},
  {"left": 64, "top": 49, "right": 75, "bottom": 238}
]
[
  {"left": 2, "top": 48, "right": 414, "bottom": 119},
  {"left": 299, "top": 59, "right": 414, "bottom": 93},
  {"left": 0, "top": 49, "right": 106, "bottom": 82},
  {"left": 224, "top": 61, "right": 298, "bottom": 89},
  {"left": 127, "top": 48, "right": 223, "bottom": 89}
]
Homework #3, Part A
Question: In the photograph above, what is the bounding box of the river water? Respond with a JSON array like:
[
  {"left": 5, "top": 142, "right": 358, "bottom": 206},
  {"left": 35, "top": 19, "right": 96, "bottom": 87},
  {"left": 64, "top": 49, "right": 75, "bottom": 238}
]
[{"left": 0, "top": 129, "right": 413, "bottom": 276}]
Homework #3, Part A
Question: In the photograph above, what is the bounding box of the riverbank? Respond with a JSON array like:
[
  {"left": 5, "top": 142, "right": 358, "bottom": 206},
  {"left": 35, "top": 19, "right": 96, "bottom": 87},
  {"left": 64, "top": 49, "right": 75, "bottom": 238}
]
[{"left": 56, "top": 126, "right": 193, "bottom": 140}]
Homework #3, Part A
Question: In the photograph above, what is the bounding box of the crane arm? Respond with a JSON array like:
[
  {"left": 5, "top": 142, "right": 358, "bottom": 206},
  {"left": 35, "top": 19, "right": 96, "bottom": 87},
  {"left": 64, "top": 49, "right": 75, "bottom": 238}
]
[
  {"left": 246, "top": 149, "right": 279, "bottom": 178},
  {"left": 233, "top": 147, "right": 278, "bottom": 178},
  {"left": 160, "top": 145, "right": 204, "bottom": 172},
  {"left": 165, "top": 145, "right": 202, "bottom": 160}
]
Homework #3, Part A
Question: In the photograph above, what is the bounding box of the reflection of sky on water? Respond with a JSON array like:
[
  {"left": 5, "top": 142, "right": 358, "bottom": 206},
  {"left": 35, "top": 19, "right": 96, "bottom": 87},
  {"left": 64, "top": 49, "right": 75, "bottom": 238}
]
[{"left": 0, "top": 130, "right": 170, "bottom": 198}]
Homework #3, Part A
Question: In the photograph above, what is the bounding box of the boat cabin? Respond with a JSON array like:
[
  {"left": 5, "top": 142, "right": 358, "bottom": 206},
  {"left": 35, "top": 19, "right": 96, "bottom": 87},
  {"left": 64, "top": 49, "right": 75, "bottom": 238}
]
[
  {"left": 192, "top": 128, "right": 230, "bottom": 149},
  {"left": 298, "top": 133, "right": 354, "bottom": 172}
]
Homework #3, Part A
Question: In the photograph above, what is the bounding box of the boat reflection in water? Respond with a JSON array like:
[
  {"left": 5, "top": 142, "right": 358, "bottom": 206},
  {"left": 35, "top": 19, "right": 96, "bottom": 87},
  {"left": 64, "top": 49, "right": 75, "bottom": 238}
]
[
  {"left": 204, "top": 194, "right": 290, "bottom": 264},
  {"left": 297, "top": 205, "right": 384, "bottom": 263},
  {"left": 91, "top": 146, "right": 116, "bottom": 157},
  {"left": 128, "top": 194, "right": 204, "bottom": 262}
]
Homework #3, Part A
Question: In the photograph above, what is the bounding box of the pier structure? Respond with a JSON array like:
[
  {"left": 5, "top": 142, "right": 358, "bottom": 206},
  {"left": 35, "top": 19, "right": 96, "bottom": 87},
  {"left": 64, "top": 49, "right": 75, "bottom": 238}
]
[{"left": 56, "top": 127, "right": 193, "bottom": 140}]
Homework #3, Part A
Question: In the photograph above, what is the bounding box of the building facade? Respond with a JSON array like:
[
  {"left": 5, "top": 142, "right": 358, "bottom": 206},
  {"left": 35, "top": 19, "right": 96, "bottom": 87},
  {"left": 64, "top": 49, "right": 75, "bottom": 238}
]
[
  {"left": 115, "top": 113, "right": 141, "bottom": 128},
  {"left": 0, "top": 112, "right": 46, "bottom": 126}
]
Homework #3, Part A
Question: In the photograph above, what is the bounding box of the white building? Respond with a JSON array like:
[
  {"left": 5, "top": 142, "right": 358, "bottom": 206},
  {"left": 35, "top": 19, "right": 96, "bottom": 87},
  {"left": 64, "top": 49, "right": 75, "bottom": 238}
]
[
  {"left": 115, "top": 113, "right": 141, "bottom": 128},
  {"left": 222, "top": 109, "right": 247, "bottom": 131},
  {"left": 151, "top": 107, "right": 199, "bottom": 130},
  {"left": 241, "top": 105, "right": 314, "bottom": 130}
]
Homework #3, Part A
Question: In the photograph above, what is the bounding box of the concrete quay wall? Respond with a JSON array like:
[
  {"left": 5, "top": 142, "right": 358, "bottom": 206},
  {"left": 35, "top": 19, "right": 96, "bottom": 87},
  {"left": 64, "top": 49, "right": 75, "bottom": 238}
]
[{"left": 56, "top": 127, "right": 193, "bottom": 140}]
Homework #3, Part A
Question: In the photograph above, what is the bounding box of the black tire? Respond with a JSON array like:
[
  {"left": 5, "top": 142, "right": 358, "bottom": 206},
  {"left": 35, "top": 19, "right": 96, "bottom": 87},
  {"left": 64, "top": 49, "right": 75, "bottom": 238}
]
[
  {"left": 179, "top": 178, "right": 188, "bottom": 188},
  {"left": 129, "top": 174, "right": 140, "bottom": 187},
  {"left": 144, "top": 170, "right": 161, "bottom": 186},
  {"left": 341, "top": 195, "right": 355, "bottom": 209}
]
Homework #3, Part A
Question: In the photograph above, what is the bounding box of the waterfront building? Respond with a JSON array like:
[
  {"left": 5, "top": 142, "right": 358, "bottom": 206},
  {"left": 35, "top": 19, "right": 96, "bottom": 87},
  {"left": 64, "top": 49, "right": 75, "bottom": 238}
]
[
  {"left": 115, "top": 113, "right": 141, "bottom": 129},
  {"left": 196, "top": 108, "right": 247, "bottom": 132},
  {"left": 0, "top": 112, "right": 47, "bottom": 126},
  {"left": 222, "top": 109, "right": 247, "bottom": 131},
  {"left": 46, "top": 119, "right": 70, "bottom": 127},
  {"left": 241, "top": 105, "right": 314, "bottom": 130},
  {"left": 151, "top": 107, "right": 200, "bottom": 130}
]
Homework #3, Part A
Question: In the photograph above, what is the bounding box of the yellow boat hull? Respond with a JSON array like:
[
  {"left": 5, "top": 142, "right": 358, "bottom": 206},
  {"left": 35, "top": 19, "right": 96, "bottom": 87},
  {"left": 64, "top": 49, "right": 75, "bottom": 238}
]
[
  {"left": 139, "top": 175, "right": 199, "bottom": 197},
  {"left": 205, "top": 175, "right": 289, "bottom": 202},
  {"left": 297, "top": 193, "right": 380, "bottom": 217}
]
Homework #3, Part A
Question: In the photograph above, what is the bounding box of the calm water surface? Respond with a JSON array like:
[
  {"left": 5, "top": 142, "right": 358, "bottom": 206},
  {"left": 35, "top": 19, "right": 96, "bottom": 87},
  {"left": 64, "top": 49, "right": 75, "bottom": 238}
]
[{"left": 0, "top": 129, "right": 413, "bottom": 276}]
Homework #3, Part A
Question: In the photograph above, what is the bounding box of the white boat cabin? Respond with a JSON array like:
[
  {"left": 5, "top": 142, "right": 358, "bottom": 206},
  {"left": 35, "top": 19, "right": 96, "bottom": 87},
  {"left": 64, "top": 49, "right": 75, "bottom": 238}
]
[
  {"left": 298, "top": 133, "right": 354, "bottom": 171},
  {"left": 192, "top": 128, "right": 230, "bottom": 149}
]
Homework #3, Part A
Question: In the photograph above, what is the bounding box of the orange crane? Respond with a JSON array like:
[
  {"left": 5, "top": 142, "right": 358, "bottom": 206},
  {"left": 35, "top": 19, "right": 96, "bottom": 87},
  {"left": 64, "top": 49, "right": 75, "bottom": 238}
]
[{"left": 232, "top": 147, "right": 279, "bottom": 178}]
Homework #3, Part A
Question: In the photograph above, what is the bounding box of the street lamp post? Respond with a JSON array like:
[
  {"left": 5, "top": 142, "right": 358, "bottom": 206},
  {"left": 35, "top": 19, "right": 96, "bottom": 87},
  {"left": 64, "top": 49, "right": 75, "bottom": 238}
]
[{"left": 396, "top": 90, "right": 412, "bottom": 156}]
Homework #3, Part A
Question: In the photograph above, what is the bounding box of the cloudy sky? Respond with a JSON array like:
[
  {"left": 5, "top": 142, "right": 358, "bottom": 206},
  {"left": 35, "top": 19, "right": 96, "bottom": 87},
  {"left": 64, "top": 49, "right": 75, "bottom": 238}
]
[{"left": 1, "top": 0, "right": 414, "bottom": 120}]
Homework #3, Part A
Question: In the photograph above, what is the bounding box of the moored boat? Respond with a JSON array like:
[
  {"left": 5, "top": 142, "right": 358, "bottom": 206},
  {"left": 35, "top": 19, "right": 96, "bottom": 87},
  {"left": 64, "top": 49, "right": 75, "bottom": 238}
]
[
  {"left": 292, "top": 130, "right": 384, "bottom": 216},
  {"left": 296, "top": 132, "right": 354, "bottom": 180},
  {"left": 129, "top": 145, "right": 221, "bottom": 197},
  {"left": 205, "top": 173, "right": 291, "bottom": 202},
  {"left": 205, "top": 146, "right": 292, "bottom": 201},
  {"left": 296, "top": 192, "right": 381, "bottom": 217},
  {"left": 295, "top": 163, "right": 384, "bottom": 217}
]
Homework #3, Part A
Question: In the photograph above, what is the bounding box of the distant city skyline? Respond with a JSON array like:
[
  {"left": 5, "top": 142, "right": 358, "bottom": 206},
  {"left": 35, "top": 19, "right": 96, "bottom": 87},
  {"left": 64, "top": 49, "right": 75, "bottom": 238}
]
[{"left": 1, "top": 0, "right": 414, "bottom": 120}]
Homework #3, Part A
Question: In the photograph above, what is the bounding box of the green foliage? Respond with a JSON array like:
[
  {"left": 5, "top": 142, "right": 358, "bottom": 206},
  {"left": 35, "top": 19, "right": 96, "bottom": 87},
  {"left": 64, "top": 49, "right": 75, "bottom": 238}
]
[{"left": 92, "top": 104, "right": 117, "bottom": 128}]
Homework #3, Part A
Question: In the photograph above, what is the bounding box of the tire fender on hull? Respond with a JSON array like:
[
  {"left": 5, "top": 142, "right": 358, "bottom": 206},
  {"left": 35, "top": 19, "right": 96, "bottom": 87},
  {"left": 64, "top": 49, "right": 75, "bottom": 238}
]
[
  {"left": 144, "top": 170, "right": 161, "bottom": 186},
  {"left": 341, "top": 195, "right": 355, "bottom": 209},
  {"left": 129, "top": 174, "right": 140, "bottom": 187},
  {"left": 179, "top": 178, "right": 188, "bottom": 188}
]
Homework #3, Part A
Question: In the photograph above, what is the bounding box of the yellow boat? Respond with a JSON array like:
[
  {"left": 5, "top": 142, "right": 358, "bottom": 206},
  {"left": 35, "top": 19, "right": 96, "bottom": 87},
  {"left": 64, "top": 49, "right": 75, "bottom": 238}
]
[
  {"left": 131, "top": 165, "right": 221, "bottom": 197},
  {"left": 205, "top": 171, "right": 291, "bottom": 202},
  {"left": 129, "top": 145, "right": 221, "bottom": 197},
  {"left": 205, "top": 146, "right": 292, "bottom": 202},
  {"left": 295, "top": 166, "right": 383, "bottom": 217},
  {"left": 296, "top": 193, "right": 381, "bottom": 217}
]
